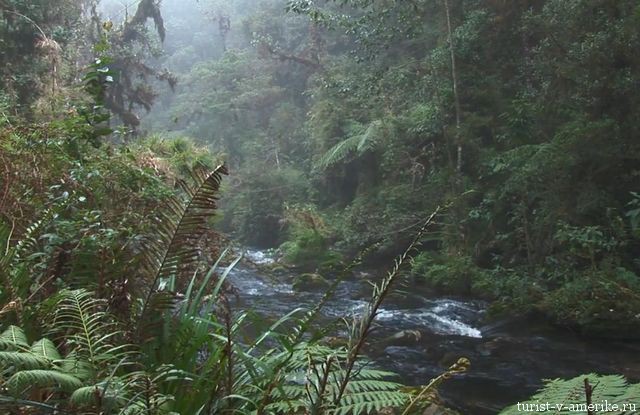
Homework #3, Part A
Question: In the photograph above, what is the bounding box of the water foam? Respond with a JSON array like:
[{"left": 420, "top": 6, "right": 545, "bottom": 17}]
[
  {"left": 419, "top": 312, "right": 482, "bottom": 338},
  {"left": 244, "top": 249, "right": 275, "bottom": 265}
]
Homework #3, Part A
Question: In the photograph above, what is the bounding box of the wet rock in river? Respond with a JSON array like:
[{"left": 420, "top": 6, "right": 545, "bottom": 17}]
[{"left": 379, "top": 330, "right": 423, "bottom": 348}]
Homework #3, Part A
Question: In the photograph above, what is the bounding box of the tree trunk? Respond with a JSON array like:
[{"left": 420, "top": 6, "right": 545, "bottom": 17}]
[{"left": 444, "top": 0, "right": 462, "bottom": 175}]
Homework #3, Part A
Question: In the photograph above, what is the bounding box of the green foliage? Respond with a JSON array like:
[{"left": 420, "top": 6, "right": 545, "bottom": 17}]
[
  {"left": 0, "top": 325, "right": 82, "bottom": 401},
  {"left": 555, "top": 222, "right": 620, "bottom": 268},
  {"left": 500, "top": 374, "right": 640, "bottom": 414},
  {"left": 541, "top": 266, "right": 640, "bottom": 336},
  {"left": 261, "top": 343, "right": 410, "bottom": 415},
  {"left": 0, "top": 0, "right": 84, "bottom": 111},
  {"left": 410, "top": 252, "right": 489, "bottom": 295},
  {"left": 135, "top": 162, "right": 228, "bottom": 331},
  {"left": 279, "top": 204, "right": 344, "bottom": 271},
  {"left": 288, "top": 0, "right": 637, "bottom": 335},
  {"left": 316, "top": 119, "right": 388, "bottom": 170},
  {"left": 5, "top": 0, "right": 640, "bottom": 413}
]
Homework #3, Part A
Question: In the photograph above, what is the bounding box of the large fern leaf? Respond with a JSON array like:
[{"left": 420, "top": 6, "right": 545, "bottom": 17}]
[
  {"left": 136, "top": 164, "right": 227, "bottom": 339},
  {"left": 29, "top": 338, "right": 62, "bottom": 361},
  {"left": 48, "top": 288, "right": 130, "bottom": 386},
  {"left": 259, "top": 342, "right": 409, "bottom": 415},
  {"left": 0, "top": 351, "right": 50, "bottom": 370},
  {"left": 316, "top": 120, "right": 387, "bottom": 169},
  {"left": 316, "top": 135, "right": 362, "bottom": 169},
  {"left": 6, "top": 369, "right": 83, "bottom": 395},
  {"left": 0, "top": 325, "right": 29, "bottom": 350},
  {"left": 500, "top": 374, "right": 639, "bottom": 414},
  {"left": 69, "top": 381, "right": 126, "bottom": 409}
]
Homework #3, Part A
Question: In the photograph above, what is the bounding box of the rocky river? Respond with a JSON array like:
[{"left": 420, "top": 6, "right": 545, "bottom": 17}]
[{"left": 228, "top": 250, "right": 640, "bottom": 414}]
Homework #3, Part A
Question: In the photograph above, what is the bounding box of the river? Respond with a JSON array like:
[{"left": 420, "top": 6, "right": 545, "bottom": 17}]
[{"left": 227, "top": 250, "right": 640, "bottom": 414}]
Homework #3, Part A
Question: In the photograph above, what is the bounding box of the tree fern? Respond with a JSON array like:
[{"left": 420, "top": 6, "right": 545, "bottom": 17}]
[
  {"left": 317, "top": 134, "right": 362, "bottom": 169},
  {"left": 316, "top": 120, "right": 387, "bottom": 169},
  {"left": 500, "top": 374, "right": 640, "bottom": 414}
]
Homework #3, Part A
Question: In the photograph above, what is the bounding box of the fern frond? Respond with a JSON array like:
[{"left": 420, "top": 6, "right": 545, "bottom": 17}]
[
  {"left": 58, "top": 352, "right": 95, "bottom": 381},
  {"left": 317, "top": 135, "right": 362, "bottom": 169},
  {"left": 6, "top": 369, "right": 83, "bottom": 395},
  {"left": 0, "top": 325, "right": 29, "bottom": 350},
  {"left": 69, "top": 384, "right": 103, "bottom": 407},
  {"left": 51, "top": 289, "right": 108, "bottom": 359},
  {"left": 0, "top": 351, "right": 50, "bottom": 370},
  {"left": 316, "top": 120, "right": 387, "bottom": 170},
  {"left": 69, "top": 381, "right": 125, "bottom": 408},
  {"left": 29, "top": 338, "right": 62, "bottom": 361},
  {"left": 136, "top": 164, "right": 227, "bottom": 340},
  {"left": 49, "top": 289, "right": 129, "bottom": 377},
  {"left": 333, "top": 207, "right": 441, "bottom": 406},
  {"left": 259, "top": 342, "right": 409, "bottom": 415},
  {"left": 335, "top": 396, "right": 408, "bottom": 415},
  {"left": 499, "top": 374, "right": 637, "bottom": 414},
  {"left": 618, "top": 383, "right": 640, "bottom": 406},
  {"left": 357, "top": 120, "right": 385, "bottom": 152}
]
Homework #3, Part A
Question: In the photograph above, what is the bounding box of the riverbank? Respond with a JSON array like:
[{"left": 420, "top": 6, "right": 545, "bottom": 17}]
[{"left": 238, "top": 249, "right": 640, "bottom": 414}]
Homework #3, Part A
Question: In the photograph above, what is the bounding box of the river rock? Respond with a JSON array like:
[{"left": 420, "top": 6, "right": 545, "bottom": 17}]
[
  {"left": 422, "top": 403, "right": 459, "bottom": 415},
  {"left": 379, "top": 330, "right": 423, "bottom": 349},
  {"left": 292, "top": 272, "right": 330, "bottom": 291}
]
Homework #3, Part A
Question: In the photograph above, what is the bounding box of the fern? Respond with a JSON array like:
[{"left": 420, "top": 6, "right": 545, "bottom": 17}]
[
  {"left": 500, "top": 374, "right": 640, "bottom": 414},
  {"left": 29, "top": 338, "right": 62, "bottom": 361},
  {"left": 0, "top": 328, "right": 86, "bottom": 400},
  {"left": 6, "top": 369, "right": 83, "bottom": 395},
  {"left": 0, "top": 325, "right": 29, "bottom": 350},
  {"left": 317, "top": 134, "right": 362, "bottom": 169},
  {"left": 50, "top": 289, "right": 127, "bottom": 370},
  {"left": 0, "top": 327, "right": 56, "bottom": 370},
  {"left": 256, "top": 342, "right": 410, "bottom": 415},
  {"left": 316, "top": 120, "right": 387, "bottom": 169},
  {"left": 333, "top": 207, "right": 441, "bottom": 407},
  {"left": 0, "top": 351, "right": 50, "bottom": 370},
  {"left": 136, "top": 163, "right": 227, "bottom": 341}
]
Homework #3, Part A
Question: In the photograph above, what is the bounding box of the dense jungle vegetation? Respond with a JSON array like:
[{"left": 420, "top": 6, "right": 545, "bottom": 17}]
[
  {"left": 144, "top": 0, "right": 640, "bottom": 335},
  {"left": 1, "top": 0, "right": 640, "bottom": 414}
]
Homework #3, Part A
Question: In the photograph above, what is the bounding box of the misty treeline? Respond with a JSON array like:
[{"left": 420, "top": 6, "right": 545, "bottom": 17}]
[
  {"left": 146, "top": 0, "right": 640, "bottom": 336},
  {"left": 0, "top": 0, "right": 639, "bottom": 414}
]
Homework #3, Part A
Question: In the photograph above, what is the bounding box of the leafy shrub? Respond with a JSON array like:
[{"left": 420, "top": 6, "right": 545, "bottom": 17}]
[
  {"left": 542, "top": 265, "right": 640, "bottom": 337},
  {"left": 279, "top": 204, "right": 344, "bottom": 271},
  {"left": 410, "top": 252, "right": 490, "bottom": 296}
]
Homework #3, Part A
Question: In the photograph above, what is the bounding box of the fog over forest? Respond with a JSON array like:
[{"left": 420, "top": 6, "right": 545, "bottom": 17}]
[{"left": 1, "top": 1, "right": 640, "bottom": 414}]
